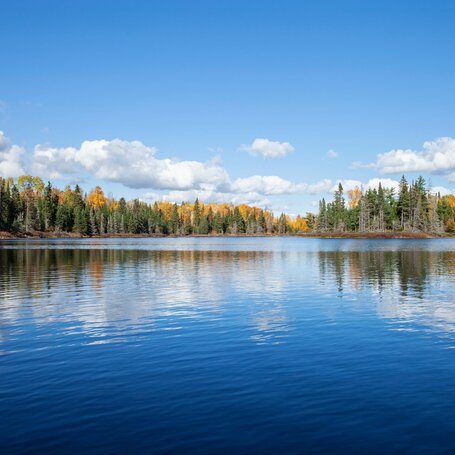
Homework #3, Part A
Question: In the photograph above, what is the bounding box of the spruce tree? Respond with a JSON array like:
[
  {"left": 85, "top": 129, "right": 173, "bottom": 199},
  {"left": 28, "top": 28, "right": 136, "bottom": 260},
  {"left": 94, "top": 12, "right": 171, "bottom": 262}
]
[{"left": 397, "top": 175, "right": 410, "bottom": 230}]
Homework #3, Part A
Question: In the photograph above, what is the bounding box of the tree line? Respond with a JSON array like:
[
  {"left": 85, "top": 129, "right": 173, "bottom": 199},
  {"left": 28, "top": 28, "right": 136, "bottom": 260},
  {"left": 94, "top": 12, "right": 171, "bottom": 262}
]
[
  {"left": 0, "top": 175, "right": 309, "bottom": 236},
  {"left": 316, "top": 176, "right": 455, "bottom": 233},
  {"left": 3, "top": 174, "right": 455, "bottom": 237}
]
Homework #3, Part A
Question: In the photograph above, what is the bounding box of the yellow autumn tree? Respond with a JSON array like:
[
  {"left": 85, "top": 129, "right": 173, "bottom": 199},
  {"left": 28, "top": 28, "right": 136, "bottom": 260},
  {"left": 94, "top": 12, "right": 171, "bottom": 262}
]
[
  {"left": 87, "top": 186, "right": 107, "bottom": 209},
  {"left": 291, "top": 215, "right": 309, "bottom": 233},
  {"left": 447, "top": 195, "right": 455, "bottom": 210},
  {"left": 348, "top": 186, "right": 362, "bottom": 209},
  {"left": 108, "top": 198, "right": 119, "bottom": 211},
  {"left": 238, "top": 204, "right": 250, "bottom": 221},
  {"left": 17, "top": 175, "right": 44, "bottom": 196},
  {"left": 58, "top": 185, "right": 74, "bottom": 204}
]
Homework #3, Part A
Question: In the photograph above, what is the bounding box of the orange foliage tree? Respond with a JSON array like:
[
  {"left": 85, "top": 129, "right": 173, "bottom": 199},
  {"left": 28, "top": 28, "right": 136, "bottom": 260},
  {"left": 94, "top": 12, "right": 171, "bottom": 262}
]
[
  {"left": 348, "top": 186, "right": 362, "bottom": 209},
  {"left": 87, "top": 186, "right": 107, "bottom": 209}
]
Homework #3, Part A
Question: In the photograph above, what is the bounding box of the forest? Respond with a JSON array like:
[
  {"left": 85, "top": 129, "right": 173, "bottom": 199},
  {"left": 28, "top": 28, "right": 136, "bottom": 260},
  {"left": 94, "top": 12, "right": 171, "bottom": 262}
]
[
  {"left": 0, "top": 175, "right": 309, "bottom": 236},
  {"left": 317, "top": 176, "right": 455, "bottom": 233},
  {"left": 2, "top": 174, "right": 455, "bottom": 237}
]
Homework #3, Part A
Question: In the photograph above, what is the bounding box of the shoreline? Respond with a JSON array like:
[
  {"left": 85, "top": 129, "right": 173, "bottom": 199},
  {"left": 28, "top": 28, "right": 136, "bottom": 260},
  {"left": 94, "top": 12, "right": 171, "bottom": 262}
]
[{"left": 0, "top": 231, "right": 453, "bottom": 240}]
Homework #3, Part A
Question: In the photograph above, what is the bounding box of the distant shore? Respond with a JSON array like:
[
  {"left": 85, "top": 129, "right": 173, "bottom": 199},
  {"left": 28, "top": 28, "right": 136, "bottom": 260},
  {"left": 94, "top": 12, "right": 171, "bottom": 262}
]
[{"left": 1, "top": 231, "right": 453, "bottom": 240}]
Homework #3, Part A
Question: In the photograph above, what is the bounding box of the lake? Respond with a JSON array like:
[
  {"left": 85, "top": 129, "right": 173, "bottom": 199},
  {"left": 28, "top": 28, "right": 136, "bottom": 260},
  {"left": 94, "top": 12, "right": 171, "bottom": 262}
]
[{"left": 1, "top": 237, "right": 455, "bottom": 454}]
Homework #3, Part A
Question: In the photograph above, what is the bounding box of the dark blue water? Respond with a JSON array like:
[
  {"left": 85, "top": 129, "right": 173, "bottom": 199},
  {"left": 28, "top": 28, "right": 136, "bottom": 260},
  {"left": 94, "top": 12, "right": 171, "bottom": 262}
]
[{"left": 1, "top": 238, "right": 455, "bottom": 454}]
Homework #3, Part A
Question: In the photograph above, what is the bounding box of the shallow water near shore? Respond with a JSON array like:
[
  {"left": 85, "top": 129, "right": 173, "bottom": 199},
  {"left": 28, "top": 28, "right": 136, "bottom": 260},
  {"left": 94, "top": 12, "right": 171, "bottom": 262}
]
[{"left": 1, "top": 237, "right": 455, "bottom": 454}]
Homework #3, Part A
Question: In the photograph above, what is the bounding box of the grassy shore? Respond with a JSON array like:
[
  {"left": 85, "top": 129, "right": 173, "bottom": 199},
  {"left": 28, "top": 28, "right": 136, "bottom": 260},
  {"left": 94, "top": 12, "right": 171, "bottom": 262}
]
[{"left": 1, "top": 231, "right": 454, "bottom": 240}]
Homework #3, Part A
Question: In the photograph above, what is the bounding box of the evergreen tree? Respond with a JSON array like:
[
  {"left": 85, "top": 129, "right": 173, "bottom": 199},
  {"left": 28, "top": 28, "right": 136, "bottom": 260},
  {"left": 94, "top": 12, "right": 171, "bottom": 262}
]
[
  {"left": 212, "top": 212, "right": 223, "bottom": 233},
  {"left": 333, "top": 183, "right": 346, "bottom": 231},
  {"left": 74, "top": 207, "right": 89, "bottom": 235},
  {"left": 170, "top": 204, "right": 180, "bottom": 234},
  {"left": 246, "top": 211, "right": 257, "bottom": 234},
  {"left": 231, "top": 207, "right": 245, "bottom": 234},
  {"left": 42, "top": 182, "right": 57, "bottom": 230},
  {"left": 257, "top": 210, "right": 266, "bottom": 234},
  {"left": 192, "top": 198, "right": 201, "bottom": 233},
  {"left": 397, "top": 175, "right": 410, "bottom": 229},
  {"left": 377, "top": 183, "right": 385, "bottom": 231},
  {"left": 277, "top": 213, "right": 288, "bottom": 234}
]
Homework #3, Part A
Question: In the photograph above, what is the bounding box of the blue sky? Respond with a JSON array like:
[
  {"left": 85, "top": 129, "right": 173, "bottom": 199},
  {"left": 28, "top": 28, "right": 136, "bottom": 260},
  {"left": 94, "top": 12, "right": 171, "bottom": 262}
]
[{"left": 1, "top": 0, "right": 455, "bottom": 214}]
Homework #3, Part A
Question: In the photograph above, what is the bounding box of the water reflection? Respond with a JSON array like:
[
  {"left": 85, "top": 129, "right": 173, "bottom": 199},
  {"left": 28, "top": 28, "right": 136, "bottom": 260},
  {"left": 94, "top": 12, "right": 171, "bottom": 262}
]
[
  {"left": 318, "top": 250, "right": 455, "bottom": 334},
  {"left": 1, "top": 245, "right": 455, "bottom": 350},
  {"left": 3, "top": 241, "right": 455, "bottom": 454},
  {"left": 0, "top": 249, "right": 292, "bottom": 349}
]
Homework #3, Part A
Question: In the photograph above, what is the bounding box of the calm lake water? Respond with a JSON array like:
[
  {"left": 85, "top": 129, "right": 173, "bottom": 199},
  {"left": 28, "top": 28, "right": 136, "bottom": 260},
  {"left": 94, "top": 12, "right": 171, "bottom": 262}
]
[{"left": 1, "top": 237, "right": 455, "bottom": 454}]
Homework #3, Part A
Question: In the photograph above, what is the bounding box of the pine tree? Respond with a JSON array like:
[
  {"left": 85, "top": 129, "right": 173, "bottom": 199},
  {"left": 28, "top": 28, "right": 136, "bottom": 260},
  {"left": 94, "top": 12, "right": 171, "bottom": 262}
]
[
  {"left": 246, "top": 211, "right": 257, "bottom": 234},
  {"left": 89, "top": 208, "right": 98, "bottom": 235},
  {"left": 257, "top": 210, "right": 265, "bottom": 233},
  {"left": 333, "top": 183, "right": 346, "bottom": 231},
  {"left": 212, "top": 212, "right": 223, "bottom": 233},
  {"left": 277, "top": 213, "right": 288, "bottom": 234},
  {"left": 74, "top": 207, "right": 89, "bottom": 235},
  {"left": 198, "top": 216, "right": 209, "bottom": 234},
  {"left": 170, "top": 204, "right": 180, "bottom": 234},
  {"left": 359, "top": 195, "right": 370, "bottom": 233},
  {"left": 377, "top": 183, "right": 385, "bottom": 231},
  {"left": 0, "top": 178, "right": 12, "bottom": 231},
  {"left": 42, "top": 182, "right": 57, "bottom": 230},
  {"left": 397, "top": 175, "right": 410, "bottom": 230},
  {"left": 317, "top": 198, "right": 328, "bottom": 232},
  {"left": 232, "top": 207, "right": 245, "bottom": 234},
  {"left": 192, "top": 198, "right": 201, "bottom": 233}
]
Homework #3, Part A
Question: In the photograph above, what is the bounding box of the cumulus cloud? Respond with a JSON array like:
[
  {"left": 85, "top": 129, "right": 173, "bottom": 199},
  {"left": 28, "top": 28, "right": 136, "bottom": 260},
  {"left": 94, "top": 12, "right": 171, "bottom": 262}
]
[
  {"left": 327, "top": 149, "right": 338, "bottom": 158},
  {"left": 32, "top": 145, "right": 81, "bottom": 179},
  {"left": 330, "top": 178, "right": 400, "bottom": 194},
  {"left": 0, "top": 131, "right": 336, "bottom": 210},
  {"left": 0, "top": 131, "right": 26, "bottom": 178},
  {"left": 302, "top": 179, "right": 333, "bottom": 194},
  {"left": 144, "top": 189, "right": 271, "bottom": 207},
  {"left": 356, "top": 137, "right": 455, "bottom": 177},
  {"left": 241, "top": 138, "right": 295, "bottom": 159},
  {"left": 32, "top": 138, "right": 231, "bottom": 191},
  {"left": 365, "top": 178, "right": 400, "bottom": 193},
  {"left": 232, "top": 175, "right": 296, "bottom": 195},
  {"left": 330, "top": 179, "right": 362, "bottom": 193},
  {"left": 31, "top": 137, "right": 332, "bottom": 197},
  {"left": 429, "top": 186, "right": 453, "bottom": 196},
  {"left": 231, "top": 176, "right": 332, "bottom": 196},
  {"left": 141, "top": 176, "right": 332, "bottom": 207}
]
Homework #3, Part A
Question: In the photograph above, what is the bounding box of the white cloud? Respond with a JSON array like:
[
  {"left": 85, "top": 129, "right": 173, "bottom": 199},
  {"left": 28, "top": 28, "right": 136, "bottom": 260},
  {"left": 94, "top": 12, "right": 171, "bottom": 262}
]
[
  {"left": 33, "top": 138, "right": 231, "bottom": 191},
  {"left": 147, "top": 177, "right": 333, "bottom": 207},
  {"left": 302, "top": 179, "right": 332, "bottom": 194},
  {"left": 0, "top": 131, "right": 26, "bottom": 178},
  {"left": 330, "top": 179, "right": 362, "bottom": 193},
  {"left": 232, "top": 175, "right": 296, "bottom": 195},
  {"left": 327, "top": 149, "right": 338, "bottom": 158},
  {"left": 357, "top": 137, "right": 455, "bottom": 176},
  {"left": 32, "top": 137, "right": 332, "bottom": 198},
  {"left": 32, "top": 145, "right": 81, "bottom": 179},
  {"left": 365, "top": 178, "right": 400, "bottom": 193},
  {"left": 147, "top": 189, "right": 271, "bottom": 207},
  {"left": 241, "top": 138, "right": 295, "bottom": 159},
  {"left": 231, "top": 176, "right": 332, "bottom": 196},
  {"left": 0, "top": 132, "right": 338, "bottom": 211},
  {"left": 330, "top": 178, "right": 400, "bottom": 194},
  {"left": 140, "top": 178, "right": 333, "bottom": 211},
  {"left": 429, "top": 186, "right": 453, "bottom": 196}
]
